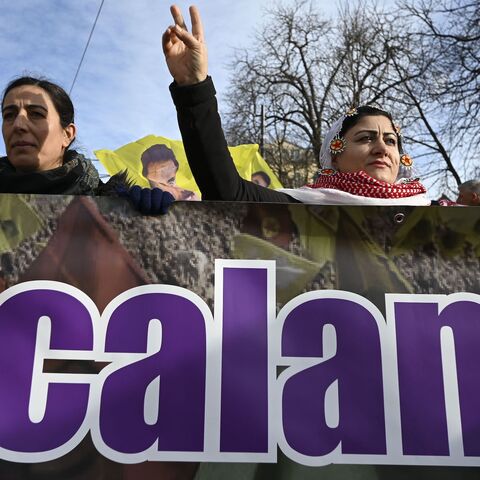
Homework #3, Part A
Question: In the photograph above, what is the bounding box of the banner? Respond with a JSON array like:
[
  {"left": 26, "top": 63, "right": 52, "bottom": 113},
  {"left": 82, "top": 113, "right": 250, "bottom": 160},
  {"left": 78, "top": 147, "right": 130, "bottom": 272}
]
[
  {"left": 0, "top": 194, "right": 479, "bottom": 479},
  {"left": 94, "top": 135, "right": 282, "bottom": 200}
]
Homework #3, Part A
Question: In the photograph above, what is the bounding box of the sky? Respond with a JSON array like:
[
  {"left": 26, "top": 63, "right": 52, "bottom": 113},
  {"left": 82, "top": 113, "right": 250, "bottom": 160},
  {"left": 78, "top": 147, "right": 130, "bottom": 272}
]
[
  {"left": 3, "top": 0, "right": 428, "bottom": 190},
  {"left": 0, "top": 0, "right": 339, "bottom": 166}
]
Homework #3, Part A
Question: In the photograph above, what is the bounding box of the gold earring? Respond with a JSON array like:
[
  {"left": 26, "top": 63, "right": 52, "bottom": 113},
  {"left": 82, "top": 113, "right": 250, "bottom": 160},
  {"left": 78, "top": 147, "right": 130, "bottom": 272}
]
[
  {"left": 329, "top": 136, "right": 347, "bottom": 155},
  {"left": 400, "top": 154, "right": 413, "bottom": 168}
]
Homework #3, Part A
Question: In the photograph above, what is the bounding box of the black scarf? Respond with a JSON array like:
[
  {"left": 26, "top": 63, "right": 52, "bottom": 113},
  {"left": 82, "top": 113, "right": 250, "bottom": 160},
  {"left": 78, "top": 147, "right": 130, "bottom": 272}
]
[{"left": 0, "top": 151, "right": 100, "bottom": 195}]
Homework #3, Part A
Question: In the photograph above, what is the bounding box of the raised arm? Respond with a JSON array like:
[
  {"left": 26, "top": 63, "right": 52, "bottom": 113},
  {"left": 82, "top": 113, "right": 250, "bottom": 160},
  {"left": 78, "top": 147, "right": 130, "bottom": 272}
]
[{"left": 163, "top": 5, "right": 296, "bottom": 203}]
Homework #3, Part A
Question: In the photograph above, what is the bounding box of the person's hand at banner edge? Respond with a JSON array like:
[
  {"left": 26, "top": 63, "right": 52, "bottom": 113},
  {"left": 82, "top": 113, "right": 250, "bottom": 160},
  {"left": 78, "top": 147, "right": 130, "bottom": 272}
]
[
  {"left": 126, "top": 186, "right": 175, "bottom": 215},
  {"left": 162, "top": 5, "right": 208, "bottom": 86}
]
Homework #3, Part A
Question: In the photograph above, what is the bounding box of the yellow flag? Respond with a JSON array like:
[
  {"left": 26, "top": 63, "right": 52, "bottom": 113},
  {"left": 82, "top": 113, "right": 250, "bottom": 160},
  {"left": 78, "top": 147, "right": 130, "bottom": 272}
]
[
  {"left": 95, "top": 135, "right": 282, "bottom": 200},
  {"left": 0, "top": 195, "right": 42, "bottom": 254}
]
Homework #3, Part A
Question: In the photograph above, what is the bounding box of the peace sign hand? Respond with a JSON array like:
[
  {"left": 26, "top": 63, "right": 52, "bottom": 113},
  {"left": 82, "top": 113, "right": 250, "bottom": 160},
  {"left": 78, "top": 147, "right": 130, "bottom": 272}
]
[{"left": 162, "top": 5, "right": 208, "bottom": 86}]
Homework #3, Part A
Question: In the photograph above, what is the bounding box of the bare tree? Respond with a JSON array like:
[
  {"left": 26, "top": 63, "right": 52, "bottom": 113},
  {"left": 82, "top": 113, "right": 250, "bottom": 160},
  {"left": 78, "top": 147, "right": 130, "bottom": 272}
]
[
  {"left": 389, "top": 0, "right": 479, "bottom": 194},
  {"left": 224, "top": 0, "right": 332, "bottom": 172},
  {"left": 224, "top": 1, "right": 419, "bottom": 187},
  {"left": 224, "top": 0, "right": 478, "bottom": 194}
]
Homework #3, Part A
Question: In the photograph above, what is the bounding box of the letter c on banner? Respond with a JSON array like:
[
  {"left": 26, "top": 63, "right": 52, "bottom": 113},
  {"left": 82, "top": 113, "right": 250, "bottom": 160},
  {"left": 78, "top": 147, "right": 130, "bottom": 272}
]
[{"left": 0, "top": 282, "right": 95, "bottom": 461}]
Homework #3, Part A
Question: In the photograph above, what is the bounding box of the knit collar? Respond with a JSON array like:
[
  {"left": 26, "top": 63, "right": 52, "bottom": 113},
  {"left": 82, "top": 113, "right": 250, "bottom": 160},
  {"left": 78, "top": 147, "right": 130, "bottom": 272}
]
[{"left": 0, "top": 151, "right": 99, "bottom": 195}]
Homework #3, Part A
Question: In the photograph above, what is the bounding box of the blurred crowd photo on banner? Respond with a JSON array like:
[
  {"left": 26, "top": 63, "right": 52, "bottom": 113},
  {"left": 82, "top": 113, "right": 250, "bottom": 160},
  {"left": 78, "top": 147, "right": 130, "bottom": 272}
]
[{"left": 95, "top": 135, "right": 282, "bottom": 201}]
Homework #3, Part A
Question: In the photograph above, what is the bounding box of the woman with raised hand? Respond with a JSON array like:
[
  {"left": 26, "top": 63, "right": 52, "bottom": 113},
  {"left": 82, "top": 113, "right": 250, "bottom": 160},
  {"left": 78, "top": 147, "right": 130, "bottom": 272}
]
[
  {"left": 163, "top": 5, "right": 430, "bottom": 206},
  {"left": 1, "top": 76, "right": 174, "bottom": 214}
]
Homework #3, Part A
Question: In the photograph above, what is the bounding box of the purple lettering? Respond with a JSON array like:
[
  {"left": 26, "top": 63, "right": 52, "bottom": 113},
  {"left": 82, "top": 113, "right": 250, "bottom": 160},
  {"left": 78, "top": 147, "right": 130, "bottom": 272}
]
[
  {"left": 280, "top": 294, "right": 386, "bottom": 457},
  {"left": 395, "top": 298, "right": 480, "bottom": 456},
  {"left": 0, "top": 285, "right": 93, "bottom": 453},
  {"left": 220, "top": 266, "right": 270, "bottom": 453},
  {"left": 99, "top": 290, "right": 207, "bottom": 454}
]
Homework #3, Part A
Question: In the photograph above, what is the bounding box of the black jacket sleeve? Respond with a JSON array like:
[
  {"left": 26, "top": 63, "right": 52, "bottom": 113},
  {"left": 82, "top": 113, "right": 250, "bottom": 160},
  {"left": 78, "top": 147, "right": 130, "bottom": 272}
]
[{"left": 170, "top": 77, "right": 298, "bottom": 203}]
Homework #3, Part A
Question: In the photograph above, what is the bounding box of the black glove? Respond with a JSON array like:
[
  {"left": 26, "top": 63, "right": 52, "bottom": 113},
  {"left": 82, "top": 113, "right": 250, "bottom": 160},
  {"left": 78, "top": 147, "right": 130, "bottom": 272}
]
[{"left": 127, "top": 186, "right": 175, "bottom": 215}]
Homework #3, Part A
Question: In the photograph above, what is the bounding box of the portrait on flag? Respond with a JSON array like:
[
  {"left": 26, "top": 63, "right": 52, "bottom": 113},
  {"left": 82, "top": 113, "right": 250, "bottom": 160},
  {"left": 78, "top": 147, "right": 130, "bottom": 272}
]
[{"left": 95, "top": 135, "right": 282, "bottom": 200}]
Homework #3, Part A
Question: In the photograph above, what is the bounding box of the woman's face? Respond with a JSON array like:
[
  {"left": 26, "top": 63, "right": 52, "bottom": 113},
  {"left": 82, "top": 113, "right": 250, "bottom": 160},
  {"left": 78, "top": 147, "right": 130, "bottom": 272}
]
[
  {"left": 2, "top": 85, "right": 76, "bottom": 172},
  {"left": 332, "top": 115, "right": 400, "bottom": 184}
]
